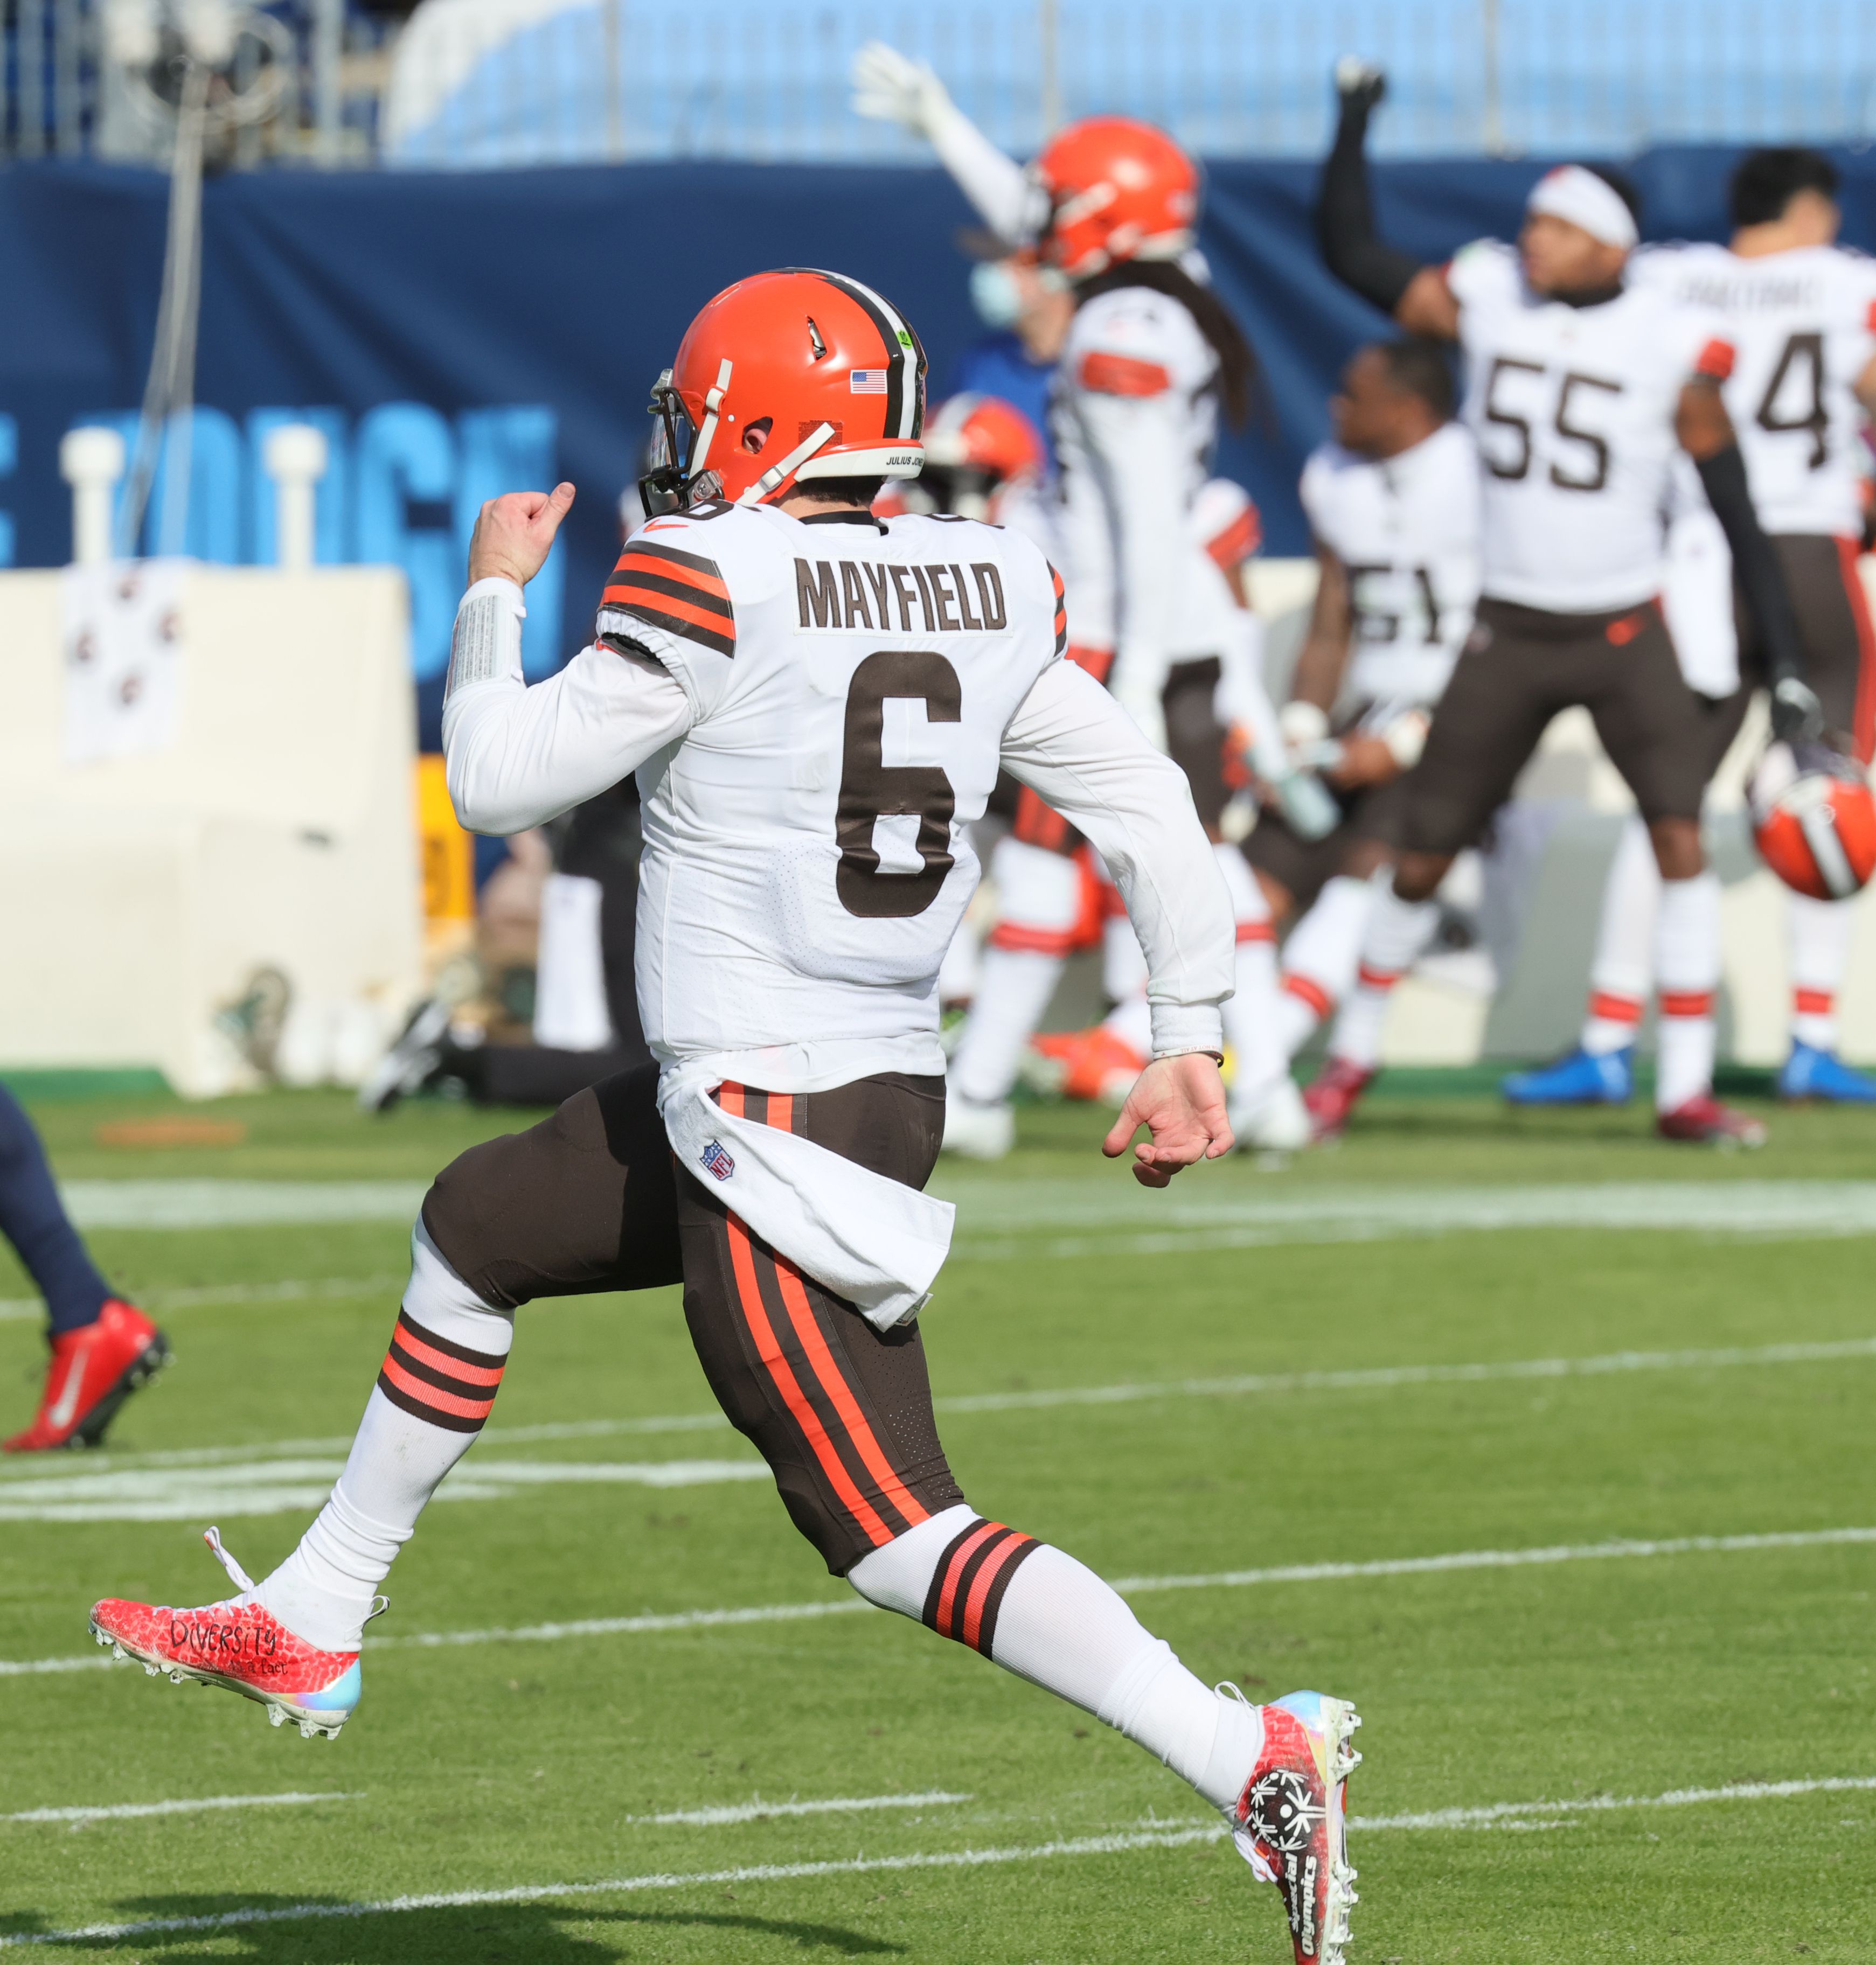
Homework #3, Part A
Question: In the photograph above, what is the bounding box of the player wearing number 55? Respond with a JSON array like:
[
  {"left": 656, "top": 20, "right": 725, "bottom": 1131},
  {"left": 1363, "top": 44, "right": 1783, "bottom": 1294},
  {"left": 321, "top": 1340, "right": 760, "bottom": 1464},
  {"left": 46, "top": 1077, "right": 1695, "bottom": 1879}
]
[{"left": 91, "top": 270, "right": 1364, "bottom": 1965}]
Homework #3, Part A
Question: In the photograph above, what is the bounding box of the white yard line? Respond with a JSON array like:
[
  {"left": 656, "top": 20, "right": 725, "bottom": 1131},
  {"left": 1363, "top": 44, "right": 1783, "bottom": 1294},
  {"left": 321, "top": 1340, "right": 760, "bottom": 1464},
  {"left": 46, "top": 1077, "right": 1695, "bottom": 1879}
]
[
  {"left": 1353, "top": 1774, "right": 1876, "bottom": 1831},
  {"left": 6, "top": 1332, "right": 1871, "bottom": 1485},
  {"left": 8, "top": 1522, "right": 1872, "bottom": 1680},
  {"left": 2, "top": 1792, "right": 360, "bottom": 1826},
  {"left": 3, "top": 1775, "right": 1868, "bottom": 1948},
  {"left": 627, "top": 1791, "right": 970, "bottom": 1827}
]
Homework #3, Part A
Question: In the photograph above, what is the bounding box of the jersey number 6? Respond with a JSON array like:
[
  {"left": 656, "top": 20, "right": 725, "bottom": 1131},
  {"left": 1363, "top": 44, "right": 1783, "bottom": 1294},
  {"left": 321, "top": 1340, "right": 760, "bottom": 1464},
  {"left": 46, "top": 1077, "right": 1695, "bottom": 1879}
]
[{"left": 836, "top": 650, "right": 961, "bottom": 919}]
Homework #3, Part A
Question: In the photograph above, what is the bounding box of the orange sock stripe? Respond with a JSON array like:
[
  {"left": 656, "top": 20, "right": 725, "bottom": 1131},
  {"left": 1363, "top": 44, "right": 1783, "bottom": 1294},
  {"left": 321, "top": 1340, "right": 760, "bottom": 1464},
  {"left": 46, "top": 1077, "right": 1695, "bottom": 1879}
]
[
  {"left": 988, "top": 922, "right": 1076, "bottom": 956},
  {"left": 389, "top": 1325, "right": 505, "bottom": 1389},
  {"left": 377, "top": 1353, "right": 498, "bottom": 1424},
  {"left": 726, "top": 1213, "right": 894, "bottom": 1550},
  {"left": 960, "top": 1532, "right": 1035, "bottom": 1652},
  {"left": 929, "top": 1521, "right": 1003, "bottom": 1639},
  {"left": 1588, "top": 991, "right": 1645, "bottom": 1025},
  {"left": 1356, "top": 963, "right": 1402, "bottom": 991},
  {"left": 1236, "top": 919, "right": 1277, "bottom": 945},
  {"left": 1794, "top": 987, "right": 1835, "bottom": 1016},
  {"left": 1658, "top": 990, "right": 1715, "bottom": 1019},
  {"left": 1282, "top": 972, "right": 1333, "bottom": 1020}
]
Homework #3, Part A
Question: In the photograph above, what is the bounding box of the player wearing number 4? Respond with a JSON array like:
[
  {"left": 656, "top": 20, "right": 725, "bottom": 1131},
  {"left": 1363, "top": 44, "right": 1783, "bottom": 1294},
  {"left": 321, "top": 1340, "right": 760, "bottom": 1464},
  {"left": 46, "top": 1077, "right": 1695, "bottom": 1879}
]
[
  {"left": 1311, "top": 64, "right": 1818, "bottom": 1146},
  {"left": 90, "top": 270, "right": 1363, "bottom": 1965},
  {"left": 1509, "top": 148, "right": 1876, "bottom": 1110}
]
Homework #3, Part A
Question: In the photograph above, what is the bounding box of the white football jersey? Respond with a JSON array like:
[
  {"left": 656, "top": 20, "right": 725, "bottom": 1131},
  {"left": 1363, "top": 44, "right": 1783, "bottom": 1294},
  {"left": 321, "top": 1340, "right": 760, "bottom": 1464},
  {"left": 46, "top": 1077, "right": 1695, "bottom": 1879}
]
[
  {"left": 1629, "top": 241, "right": 1876, "bottom": 539},
  {"left": 1048, "top": 282, "right": 1243, "bottom": 709},
  {"left": 595, "top": 503, "right": 1061, "bottom": 1066},
  {"left": 1448, "top": 239, "right": 1732, "bottom": 612},
  {"left": 1299, "top": 421, "right": 1481, "bottom": 710}
]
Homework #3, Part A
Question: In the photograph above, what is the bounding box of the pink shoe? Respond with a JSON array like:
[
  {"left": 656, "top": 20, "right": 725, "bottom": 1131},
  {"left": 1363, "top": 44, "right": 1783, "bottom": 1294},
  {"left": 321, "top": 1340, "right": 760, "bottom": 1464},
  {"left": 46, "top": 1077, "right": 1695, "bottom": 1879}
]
[
  {"left": 1656, "top": 1093, "right": 1767, "bottom": 1148},
  {"left": 89, "top": 1529, "right": 364, "bottom": 1738},
  {"left": 1301, "top": 1058, "right": 1375, "bottom": 1144}
]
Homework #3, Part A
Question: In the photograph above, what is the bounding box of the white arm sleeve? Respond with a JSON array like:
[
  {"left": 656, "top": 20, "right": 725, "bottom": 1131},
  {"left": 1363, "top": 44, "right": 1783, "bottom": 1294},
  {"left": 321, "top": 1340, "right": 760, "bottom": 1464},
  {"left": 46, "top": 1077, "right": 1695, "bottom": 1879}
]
[
  {"left": 1002, "top": 659, "right": 1234, "bottom": 1057},
  {"left": 927, "top": 102, "right": 1038, "bottom": 242},
  {"left": 441, "top": 578, "right": 694, "bottom": 835},
  {"left": 1079, "top": 391, "right": 1190, "bottom": 745}
]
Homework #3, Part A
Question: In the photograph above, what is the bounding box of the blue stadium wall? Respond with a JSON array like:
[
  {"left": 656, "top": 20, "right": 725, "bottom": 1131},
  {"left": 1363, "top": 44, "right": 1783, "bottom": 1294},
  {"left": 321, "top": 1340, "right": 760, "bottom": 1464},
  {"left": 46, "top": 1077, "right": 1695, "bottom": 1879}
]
[{"left": 5, "top": 149, "right": 1876, "bottom": 740}]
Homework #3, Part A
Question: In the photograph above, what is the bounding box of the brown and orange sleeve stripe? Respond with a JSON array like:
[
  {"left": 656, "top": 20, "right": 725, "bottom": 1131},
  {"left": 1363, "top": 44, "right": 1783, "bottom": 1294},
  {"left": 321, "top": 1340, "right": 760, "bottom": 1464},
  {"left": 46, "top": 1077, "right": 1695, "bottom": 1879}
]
[
  {"left": 602, "top": 539, "right": 736, "bottom": 659},
  {"left": 1047, "top": 561, "right": 1068, "bottom": 658}
]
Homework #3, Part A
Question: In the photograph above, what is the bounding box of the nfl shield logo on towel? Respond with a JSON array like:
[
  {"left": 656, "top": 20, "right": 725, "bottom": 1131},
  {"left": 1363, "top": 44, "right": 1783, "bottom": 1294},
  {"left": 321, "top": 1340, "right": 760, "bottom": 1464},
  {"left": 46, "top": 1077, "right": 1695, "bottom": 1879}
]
[{"left": 700, "top": 1139, "right": 735, "bottom": 1182}]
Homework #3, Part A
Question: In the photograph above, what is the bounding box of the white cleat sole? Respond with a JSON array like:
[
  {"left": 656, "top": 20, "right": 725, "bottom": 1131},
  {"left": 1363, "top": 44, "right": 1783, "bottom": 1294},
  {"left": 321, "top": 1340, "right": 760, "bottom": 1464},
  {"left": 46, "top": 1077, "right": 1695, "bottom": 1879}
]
[
  {"left": 1316, "top": 1697, "right": 1363, "bottom": 1964},
  {"left": 91, "top": 1622, "right": 349, "bottom": 1740}
]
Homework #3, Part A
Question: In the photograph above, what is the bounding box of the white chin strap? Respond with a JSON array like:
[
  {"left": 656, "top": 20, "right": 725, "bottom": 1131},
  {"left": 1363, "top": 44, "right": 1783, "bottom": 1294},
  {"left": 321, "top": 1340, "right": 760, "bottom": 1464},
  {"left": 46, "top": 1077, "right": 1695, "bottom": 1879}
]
[
  {"left": 690, "top": 358, "right": 734, "bottom": 481},
  {"left": 739, "top": 422, "right": 837, "bottom": 505}
]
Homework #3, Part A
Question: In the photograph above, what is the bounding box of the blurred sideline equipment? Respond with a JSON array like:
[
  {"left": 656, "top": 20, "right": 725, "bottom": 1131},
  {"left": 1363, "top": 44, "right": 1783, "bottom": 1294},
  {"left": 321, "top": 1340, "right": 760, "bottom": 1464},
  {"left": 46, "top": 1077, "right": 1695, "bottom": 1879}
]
[
  {"left": 1749, "top": 742, "right": 1876, "bottom": 901},
  {"left": 0, "top": 565, "right": 422, "bottom": 1095},
  {"left": 0, "top": 1082, "right": 170, "bottom": 1452}
]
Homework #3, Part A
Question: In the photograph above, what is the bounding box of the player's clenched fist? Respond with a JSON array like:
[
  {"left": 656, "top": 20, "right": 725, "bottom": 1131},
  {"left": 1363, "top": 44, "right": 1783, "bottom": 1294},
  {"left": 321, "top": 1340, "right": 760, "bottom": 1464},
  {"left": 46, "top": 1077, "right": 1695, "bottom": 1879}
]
[
  {"left": 1103, "top": 1051, "right": 1235, "bottom": 1187},
  {"left": 468, "top": 482, "right": 576, "bottom": 589}
]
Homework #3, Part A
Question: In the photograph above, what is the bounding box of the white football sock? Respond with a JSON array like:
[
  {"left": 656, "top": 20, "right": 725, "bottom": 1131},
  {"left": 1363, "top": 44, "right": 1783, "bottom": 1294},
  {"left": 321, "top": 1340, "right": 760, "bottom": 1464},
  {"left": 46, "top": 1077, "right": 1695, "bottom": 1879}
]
[
  {"left": 849, "top": 1507, "right": 1263, "bottom": 1813},
  {"left": 1328, "top": 882, "right": 1438, "bottom": 1070},
  {"left": 1787, "top": 890, "right": 1854, "bottom": 1052},
  {"left": 949, "top": 838, "right": 1081, "bottom": 1106},
  {"left": 1213, "top": 843, "right": 1286, "bottom": 1104},
  {"left": 1581, "top": 815, "right": 1658, "bottom": 1054},
  {"left": 1276, "top": 874, "right": 1377, "bottom": 1060},
  {"left": 251, "top": 1223, "right": 513, "bottom": 1652},
  {"left": 1653, "top": 871, "right": 1721, "bottom": 1113}
]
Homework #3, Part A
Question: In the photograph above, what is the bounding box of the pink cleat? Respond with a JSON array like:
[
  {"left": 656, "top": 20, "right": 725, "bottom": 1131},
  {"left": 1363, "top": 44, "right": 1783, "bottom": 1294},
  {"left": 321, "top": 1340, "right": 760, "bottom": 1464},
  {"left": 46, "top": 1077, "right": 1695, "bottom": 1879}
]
[
  {"left": 1301, "top": 1058, "right": 1375, "bottom": 1144},
  {"left": 1656, "top": 1093, "right": 1767, "bottom": 1148},
  {"left": 1229, "top": 1690, "right": 1362, "bottom": 1964},
  {"left": 89, "top": 1529, "right": 365, "bottom": 1739}
]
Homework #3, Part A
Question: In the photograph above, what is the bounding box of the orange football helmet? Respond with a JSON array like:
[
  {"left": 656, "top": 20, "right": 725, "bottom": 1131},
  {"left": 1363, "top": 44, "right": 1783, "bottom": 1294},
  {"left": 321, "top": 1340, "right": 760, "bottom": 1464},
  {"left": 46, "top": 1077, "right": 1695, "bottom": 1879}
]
[
  {"left": 1749, "top": 741, "right": 1876, "bottom": 900},
  {"left": 642, "top": 268, "right": 927, "bottom": 512},
  {"left": 908, "top": 393, "right": 1047, "bottom": 519},
  {"left": 1031, "top": 117, "right": 1200, "bottom": 279}
]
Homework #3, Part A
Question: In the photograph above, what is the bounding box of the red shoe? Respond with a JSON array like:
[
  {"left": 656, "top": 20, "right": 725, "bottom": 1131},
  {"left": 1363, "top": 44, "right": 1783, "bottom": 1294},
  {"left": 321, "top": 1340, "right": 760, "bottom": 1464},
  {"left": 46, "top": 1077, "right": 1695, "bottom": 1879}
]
[
  {"left": 1656, "top": 1093, "right": 1767, "bottom": 1149},
  {"left": 1229, "top": 1690, "right": 1362, "bottom": 1963},
  {"left": 1302, "top": 1058, "right": 1375, "bottom": 1143},
  {"left": 90, "top": 1529, "right": 363, "bottom": 1739},
  {"left": 1031, "top": 1026, "right": 1145, "bottom": 1104},
  {"left": 4, "top": 1299, "right": 171, "bottom": 1452}
]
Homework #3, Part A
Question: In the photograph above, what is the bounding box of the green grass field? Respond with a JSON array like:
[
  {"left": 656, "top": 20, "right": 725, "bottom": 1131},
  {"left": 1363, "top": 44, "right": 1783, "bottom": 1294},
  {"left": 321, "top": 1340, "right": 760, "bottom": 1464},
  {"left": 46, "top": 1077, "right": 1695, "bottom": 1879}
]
[{"left": 2, "top": 1082, "right": 1873, "bottom": 1963}]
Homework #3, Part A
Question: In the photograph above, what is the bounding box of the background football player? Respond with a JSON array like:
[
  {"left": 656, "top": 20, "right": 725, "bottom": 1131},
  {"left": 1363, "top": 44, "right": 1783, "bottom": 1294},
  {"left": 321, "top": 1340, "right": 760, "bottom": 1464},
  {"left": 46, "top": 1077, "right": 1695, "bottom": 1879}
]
[
  {"left": 1308, "top": 65, "right": 1816, "bottom": 1146},
  {"left": 1247, "top": 335, "right": 1481, "bottom": 1069},
  {"left": 91, "top": 268, "right": 1362, "bottom": 1965},
  {"left": 1507, "top": 147, "right": 1876, "bottom": 1108}
]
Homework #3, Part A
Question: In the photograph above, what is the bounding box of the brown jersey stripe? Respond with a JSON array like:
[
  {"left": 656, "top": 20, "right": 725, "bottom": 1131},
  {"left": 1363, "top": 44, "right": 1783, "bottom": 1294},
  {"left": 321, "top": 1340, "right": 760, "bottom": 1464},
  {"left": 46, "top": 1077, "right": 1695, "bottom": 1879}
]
[
  {"left": 615, "top": 538, "right": 727, "bottom": 582},
  {"left": 602, "top": 597, "right": 736, "bottom": 659},
  {"left": 607, "top": 567, "right": 735, "bottom": 619}
]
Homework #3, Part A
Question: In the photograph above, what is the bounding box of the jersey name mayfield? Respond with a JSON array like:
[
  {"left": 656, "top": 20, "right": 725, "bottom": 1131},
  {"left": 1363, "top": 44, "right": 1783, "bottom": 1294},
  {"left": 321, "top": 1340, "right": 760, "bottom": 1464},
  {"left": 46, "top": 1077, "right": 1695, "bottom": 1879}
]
[
  {"left": 1629, "top": 242, "right": 1876, "bottom": 539},
  {"left": 1300, "top": 421, "right": 1482, "bottom": 710},
  {"left": 597, "top": 504, "right": 1061, "bottom": 1066},
  {"left": 1448, "top": 239, "right": 1732, "bottom": 613}
]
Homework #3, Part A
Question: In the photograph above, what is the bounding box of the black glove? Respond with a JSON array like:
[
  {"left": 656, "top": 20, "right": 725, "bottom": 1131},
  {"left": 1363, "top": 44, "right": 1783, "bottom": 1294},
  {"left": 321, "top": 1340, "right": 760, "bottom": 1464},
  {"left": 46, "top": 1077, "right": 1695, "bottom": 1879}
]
[{"left": 1334, "top": 57, "right": 1387, "bottom": 117}]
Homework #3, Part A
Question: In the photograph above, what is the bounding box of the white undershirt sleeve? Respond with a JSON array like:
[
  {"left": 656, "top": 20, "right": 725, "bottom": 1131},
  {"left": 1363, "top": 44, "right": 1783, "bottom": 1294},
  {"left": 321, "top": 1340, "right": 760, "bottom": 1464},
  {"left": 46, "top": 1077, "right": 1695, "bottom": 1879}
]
[
  {"left": 926, "top": 102, "right": 1039, "bottom": 243},
  {"left": 1000, "top": 659, "right": 1234, "bottom": 1057},
  {"left": 441, "top": 577, "right": 695, "bottom": 835}
]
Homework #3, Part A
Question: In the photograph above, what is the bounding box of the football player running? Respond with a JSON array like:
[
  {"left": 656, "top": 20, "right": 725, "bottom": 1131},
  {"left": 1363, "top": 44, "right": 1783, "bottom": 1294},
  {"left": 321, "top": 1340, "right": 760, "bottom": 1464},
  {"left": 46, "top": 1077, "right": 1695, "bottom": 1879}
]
[
  {"left": 1248, "top": 336, "right": 1481, "bottom": 1068},
  {"left": 1507, "top": 147, "right": 1876, "bottom": 1109},
  {"left": 89, "top": 271, "right": 1363, "bottom": 1965},
  {"left": 1309, "top": 65, "right": 1815, "bottom": 1146}
]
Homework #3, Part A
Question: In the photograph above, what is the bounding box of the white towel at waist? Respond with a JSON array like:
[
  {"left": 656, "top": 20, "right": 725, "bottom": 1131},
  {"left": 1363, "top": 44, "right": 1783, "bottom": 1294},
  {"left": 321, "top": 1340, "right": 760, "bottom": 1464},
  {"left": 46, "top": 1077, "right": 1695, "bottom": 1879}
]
[{"left": 656, "top": 1058, "right": 955, "bottom": 1332}]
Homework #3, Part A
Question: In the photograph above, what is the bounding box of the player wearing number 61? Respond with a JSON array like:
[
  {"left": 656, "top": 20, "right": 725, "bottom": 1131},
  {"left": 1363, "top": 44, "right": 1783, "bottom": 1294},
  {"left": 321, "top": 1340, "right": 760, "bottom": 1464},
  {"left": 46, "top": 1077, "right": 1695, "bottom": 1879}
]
[{"left": 88, "top": 268, "right": 1366, "bottom": 1965}]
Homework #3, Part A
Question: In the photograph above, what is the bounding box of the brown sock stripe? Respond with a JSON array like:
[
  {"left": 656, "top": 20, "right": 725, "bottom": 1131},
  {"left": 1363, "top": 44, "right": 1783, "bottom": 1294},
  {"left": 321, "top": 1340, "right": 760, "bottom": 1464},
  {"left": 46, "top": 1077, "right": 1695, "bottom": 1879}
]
[
  {"left": 376, "top": 1311, "right": 506, "bottom": 1434},
  {"left": 921, "top": 1518, "right": 1039, "bottom": 1655}
]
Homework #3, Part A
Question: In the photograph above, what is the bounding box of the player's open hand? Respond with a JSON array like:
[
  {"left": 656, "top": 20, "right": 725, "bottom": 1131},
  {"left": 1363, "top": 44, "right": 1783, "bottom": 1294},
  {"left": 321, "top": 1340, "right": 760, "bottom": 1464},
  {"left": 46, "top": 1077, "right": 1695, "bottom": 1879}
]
[
  {"left": 1102, "top": 1053, "right": 1234, "bottom": 1188},
  {"left": 468, "top": 483, "right": 575, "bottom": 589}
]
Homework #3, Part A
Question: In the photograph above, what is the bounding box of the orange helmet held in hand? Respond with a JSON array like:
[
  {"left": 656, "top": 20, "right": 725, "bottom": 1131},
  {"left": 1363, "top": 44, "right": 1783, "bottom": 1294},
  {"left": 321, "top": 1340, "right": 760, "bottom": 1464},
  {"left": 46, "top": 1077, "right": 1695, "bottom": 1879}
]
[
  {"left": 1749, "top": 741, "right": 1876, "bottom": 899},
  {"left": 641, "top": 269, "right": 927, "bottom": 513},
  {"left": 906, "top": 393, "right": 1047, "bottom": 519},
  {"left": 1031, "top": 117, "right": 1200, "bottom": 280}
]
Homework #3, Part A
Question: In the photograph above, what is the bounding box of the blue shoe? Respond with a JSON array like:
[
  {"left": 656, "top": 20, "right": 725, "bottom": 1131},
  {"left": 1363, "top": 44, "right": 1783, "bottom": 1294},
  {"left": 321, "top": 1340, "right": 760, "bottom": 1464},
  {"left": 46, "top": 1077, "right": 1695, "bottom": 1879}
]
[
  {"left": 1778, "top": 1041, "right": 1876, "bottom": 1104},
  {"left": 1502, "top": 1044, "right": 1634, "bottom": 1106}
]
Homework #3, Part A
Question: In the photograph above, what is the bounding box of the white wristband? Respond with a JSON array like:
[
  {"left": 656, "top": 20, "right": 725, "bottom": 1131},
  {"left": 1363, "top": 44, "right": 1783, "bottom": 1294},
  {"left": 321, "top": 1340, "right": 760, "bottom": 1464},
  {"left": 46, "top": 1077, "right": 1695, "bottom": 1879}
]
[
  {"left": 446, "top": 577, "right": 526, "bottom": 699},
  {"left": 1150, "top": 1002, "right": 1226, "bottom": 1060}
]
